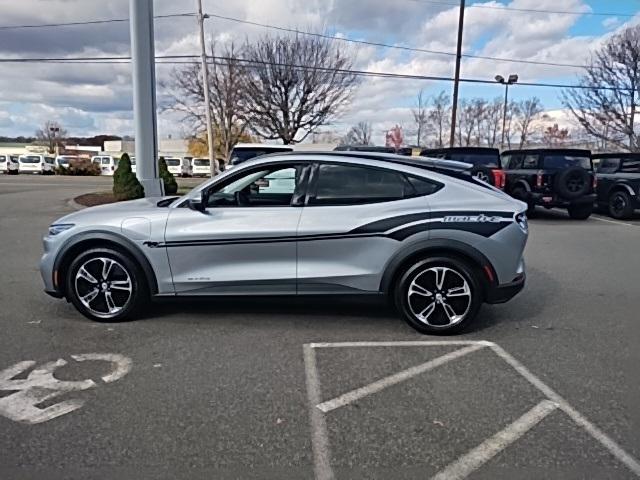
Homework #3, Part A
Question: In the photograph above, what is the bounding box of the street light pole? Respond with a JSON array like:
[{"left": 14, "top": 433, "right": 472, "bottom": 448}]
[
  {"left": 496, "top": 74, "right": 518, "bottom": 150},
  {"left": 196, "top": 0, "right": 217, "bottom": 177},
  {"left": 449, "top": 0, "right": 466, "bottom": 148}
]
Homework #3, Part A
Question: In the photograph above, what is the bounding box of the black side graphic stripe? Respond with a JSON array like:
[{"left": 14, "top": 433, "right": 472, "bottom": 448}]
[{"left": 149, "top": 210, "right": 515, "bottom": 247}]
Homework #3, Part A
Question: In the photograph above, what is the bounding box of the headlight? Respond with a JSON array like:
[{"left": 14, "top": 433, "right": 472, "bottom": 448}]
[
  {"left": 48, "top": 223, "right": 75, "bottom": 236},
  {"left": 515, "top": 213, "right": 528, "bottom": 233}
]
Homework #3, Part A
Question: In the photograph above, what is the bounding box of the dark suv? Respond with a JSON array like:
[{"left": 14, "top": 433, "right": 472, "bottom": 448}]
[
  {"left": 593, "top": 153, "right": 640, "bottom": 219},
  {"left": 501, "top": 149, "right": 596, "bottom": 219},
  {"left": 420, "top": 147, "right": 505, "bottom": 189}
]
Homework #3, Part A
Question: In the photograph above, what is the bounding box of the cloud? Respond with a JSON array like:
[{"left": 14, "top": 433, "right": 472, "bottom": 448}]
[{"left": 602, "top": 17, "right": 621, "bottom": 30}]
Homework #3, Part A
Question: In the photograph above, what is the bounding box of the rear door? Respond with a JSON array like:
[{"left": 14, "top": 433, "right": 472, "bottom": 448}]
[
  {"left": 296, "top": 162, "right": 438, "bottom": 293},
  {"left": 595, "top": 157, "right": 622, "bottom": 203},
  {"left": 164, "top": 162, "right": 309, "bottom": 295}
]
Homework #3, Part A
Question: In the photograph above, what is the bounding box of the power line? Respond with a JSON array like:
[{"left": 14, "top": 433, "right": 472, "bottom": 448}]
[
  {"left": 406, "top": 0, "right": 637, "bottom": 18},
  {"left": 0, "top": 13, "right": 196, "bottom": 30},
  {"left": 0, "top": 53, "right": 628, "bottom": 91},
  {"left": 206, "top": 12, "right": 592, "bottom": 70}
]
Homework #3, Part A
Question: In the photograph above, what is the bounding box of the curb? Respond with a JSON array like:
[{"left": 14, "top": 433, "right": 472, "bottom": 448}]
[{"left": 66, "top": 197, "right": 86, "bottom": 211}]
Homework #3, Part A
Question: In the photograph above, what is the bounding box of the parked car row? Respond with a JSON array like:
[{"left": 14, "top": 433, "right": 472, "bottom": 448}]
[
  {"left": 419, "top": 147, "right": 640, "bottom": 221},
  {"left": 0, "top": 154, "right": 57, "bottom": 174}
]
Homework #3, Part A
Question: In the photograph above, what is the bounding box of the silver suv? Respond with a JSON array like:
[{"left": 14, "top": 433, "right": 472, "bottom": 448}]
[{"left": 40, "top": 152, "right": 528, "bottom": 334}]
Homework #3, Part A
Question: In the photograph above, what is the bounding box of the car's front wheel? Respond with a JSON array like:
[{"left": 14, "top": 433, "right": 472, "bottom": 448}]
[
  {"left": 608, "top": 190, "right": 634, "bottom": 219},
  {"left": 395, "top": 257, "right": 482, "bottom": 335},
  {"left": 66, "top": 248, "right": 148, "bottom": 322}
]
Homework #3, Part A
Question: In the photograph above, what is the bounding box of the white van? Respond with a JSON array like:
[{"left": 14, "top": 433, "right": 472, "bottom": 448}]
[
  {"left": 164, "top": 157, "right": 184, "bottom": 176},
  {"left": 18, "top": 154, "right": 55, "bottom": 174},
  {"left": 91, "top": 155, "right": 118, "bottom": 176},
  {"left": 0, "top": 154, "right": 19, "bottom": 174},
  {"left": 191, "top": 157, "right": 211, "bottom": 177},
  {"left": 55, "top": 155, "right": 78, "bottom": 169},
  {"left": 130, "top": 156, "right": 136, "bottom": 174}
]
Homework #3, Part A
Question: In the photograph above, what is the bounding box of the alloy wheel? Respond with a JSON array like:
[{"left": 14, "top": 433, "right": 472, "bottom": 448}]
[
  {"left": 74, "top": 257, "right": 133, "bottom": 319},
  {"left": 407, "top": 266, "right": 472, "bottom": 327}
]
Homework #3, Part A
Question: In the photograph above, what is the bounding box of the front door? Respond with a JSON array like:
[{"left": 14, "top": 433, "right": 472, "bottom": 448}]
[{"left": 165, "top": 163, "right": 307, "bottom": 295}]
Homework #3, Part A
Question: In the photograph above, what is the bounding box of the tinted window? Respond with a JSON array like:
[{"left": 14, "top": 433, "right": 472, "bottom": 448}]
[
  {"left": 311, "top": 164, "right": 413, "bottom": 205},
  {"left": 522, "top": 154, "right": 539, "bottom": 169},
  {"left": 448, "top": 153, "right": 500, "bottom": 168},
  {"left": 597, "top": 157, "right": 621, "bottom": 173},
  {"left": 406, "top": 175, "right": 442, "bottom": 195},
  {"left": 101, "top": 158, "right": 111, "bottom": 165},
  {"left": 165, "top": 159, "right": 181, "bottom": 166},
  {"left": 543, "top": 155, "right": 591, "bottom": 170},
  {"left": 621, "top": 159, "right": 640, "bottom": 173},
  {"left": 0, "top": 156, "right": 6, "bottom": 162},
  {"left": 505, "top": 154, "right": 523, "bottom": 169},
  {"left": 21, "top": 156, "right": 41, "bottom": 163},
  {"left": 193, "top": 159, "right": 210, "bottom": 166}
]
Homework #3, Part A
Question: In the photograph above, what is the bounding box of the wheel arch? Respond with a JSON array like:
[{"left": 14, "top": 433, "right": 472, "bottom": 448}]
[
  {"left": 380, "top": 239, "right": 496, "bottom": 299},
  {"left": 608, "top": 183, "right": 635, "bottom": 198},
  {"left": 53, "top": 231, "right": 159, "bottom": 298}
]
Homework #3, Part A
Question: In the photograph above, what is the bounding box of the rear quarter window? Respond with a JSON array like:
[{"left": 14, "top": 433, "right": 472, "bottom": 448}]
[{"left": 543, "top": 155, "right": 591, "bottom": 170}]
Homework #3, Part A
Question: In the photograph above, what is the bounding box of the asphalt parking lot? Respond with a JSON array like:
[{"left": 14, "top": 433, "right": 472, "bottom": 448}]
[{"left": 1, "top": 174, "right": 639, "bottom": 479}]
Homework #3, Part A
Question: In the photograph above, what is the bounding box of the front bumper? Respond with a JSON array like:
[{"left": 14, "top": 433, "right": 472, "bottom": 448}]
[{"left": 485, "top": 273, "right": 525, "bottom": 304}]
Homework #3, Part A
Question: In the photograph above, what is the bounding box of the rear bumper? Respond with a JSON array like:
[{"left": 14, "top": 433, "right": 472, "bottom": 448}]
[
  {"left": 485, "top": 273, "right": 525, "bottom": 304},
  {"left": 529, "top": 192, "right": 595, "bottom": 208}
]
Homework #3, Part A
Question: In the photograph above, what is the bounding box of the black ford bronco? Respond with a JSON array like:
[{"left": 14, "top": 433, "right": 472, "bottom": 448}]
[
  {"left": 593, "top": 153, "right": 640, "bottom": 219},
  {"left": 501, "top": 149, "right": 596, "bottom": 220}
]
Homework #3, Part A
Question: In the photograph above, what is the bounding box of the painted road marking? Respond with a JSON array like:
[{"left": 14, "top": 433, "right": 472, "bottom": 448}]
[
  {"left": 303, "top": 340, "right": 640, "bottom": 479},
  {"left": 316, "top": 343, "right": 485, "bottom": 413},
  {"left": 592, "top": 215, "right": 638, "bottom": 227},
  {"left": 431, "top": 400, "right": 559, "bottom": 480},
  {"left": 0, "top": 353, "right": 131, "bottom": 425}
]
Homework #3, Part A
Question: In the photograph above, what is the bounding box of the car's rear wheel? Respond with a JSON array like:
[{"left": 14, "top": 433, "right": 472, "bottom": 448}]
[
  {"left": 394, "top": 257, "right": 482, "bottom": 335},
  {"left": 66, "top": 248, "right": 148, "bottom": 322},
  {"left": 567, "top": 204, "right": 593, "bottom": 220},
  {"left": 608, "top": 190, "right": 634, "bottom": 219}
]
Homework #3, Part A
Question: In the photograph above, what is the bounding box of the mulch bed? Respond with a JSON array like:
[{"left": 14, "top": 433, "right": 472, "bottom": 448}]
[{"left": 74, "top": 192, "right": 117, "bottom": 207}]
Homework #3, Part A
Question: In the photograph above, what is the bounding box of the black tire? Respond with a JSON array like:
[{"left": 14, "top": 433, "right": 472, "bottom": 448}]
[
  {"left": 511, "top": 186, "right": 536, "bottom": 216},
  {"left": 554, "top": 167, "right": 590, "bottom": 199},
  {"left": 394, "top": 257, "right": 483, "bottom": 335},
  {"left": 608, "top": 190, "right": 634, "bottom": 220},
  {"left": 567, "top": 204, "right": 593, "bottom": 220},
  {"left": 66, "top": 247, "right": 148, "bottom": 322},
  {"left": 471, "top": 166, "right": 495, "bottom": 186}
]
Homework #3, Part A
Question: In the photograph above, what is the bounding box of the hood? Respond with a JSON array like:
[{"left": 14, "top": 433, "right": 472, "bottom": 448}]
[{"left": 54, "top": 196, "right": 176, "bottom": 225}]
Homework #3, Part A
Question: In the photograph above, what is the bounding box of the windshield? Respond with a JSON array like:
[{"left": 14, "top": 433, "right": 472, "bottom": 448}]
[
  {"left": 448, "top": 153, "right": 500, "bottom": 168},
  {"left": 57, "top": 158, "right": 70, "bottom": 165},
  {"left": 166, "top": 159, "right": 181, "bottom": 166},
  {"left": 230, "top": 147, "right": 292, "bottom": 164},
  {"left": 21, "top": 156, "right": 41, "bottom": 163},
  {"left": 193, "top": 159, "right": 210, "bottom": 166},
  {"left": 543, "top": 155, "right": 591, "bottom": 170}
]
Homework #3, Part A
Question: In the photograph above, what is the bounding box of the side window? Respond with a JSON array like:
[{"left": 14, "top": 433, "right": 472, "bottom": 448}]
[
  {"left": 522, "top": 154, "right": 539, "bottom": 169},
  {"left": 310, "top": 164, "right": 413, "bottom": 206},
  {"left": 620, "top": 159, "right": 640, "bottom": 173},
  {"left": 597, "top": 157, "right": 621, "bottom": 173},
  {"left": 507, "top": 154, "right": 523, "bottom": 169},
  {"left": 406, "top": 175, "right": 442, "bottom": 196},
  {"left": 206, "top": 165, "right": 300, "bottom": 208}
]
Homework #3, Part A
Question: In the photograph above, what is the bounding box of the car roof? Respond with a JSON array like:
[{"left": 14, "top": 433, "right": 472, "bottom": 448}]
[
  {"left": 421, "top": 147, "right": 499, "bottom": 154},
  {"left": 501, "top": 148, "right": 591, "bottom": 156},
  {"left": 233, "top": 143, "right": 294, "bottom": 149},
  {"left": 592, "top": 152, "right": 640, "bottom": 159}
]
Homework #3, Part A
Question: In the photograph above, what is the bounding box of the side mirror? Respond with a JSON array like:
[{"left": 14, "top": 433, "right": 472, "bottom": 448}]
[{"left": 188, "top": 192, "right": 207, "bottom": 212}]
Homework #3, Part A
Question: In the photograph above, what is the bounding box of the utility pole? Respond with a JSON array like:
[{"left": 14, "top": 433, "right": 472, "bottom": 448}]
[
  {"left": 129, "top": 0, "right": 163, "bottom": 197},
  {"left": 196, "top": 0, "right": 217, "bottom": 177},
  {"left": 449, "top": 0, "right": 465, "bottom": 148}
]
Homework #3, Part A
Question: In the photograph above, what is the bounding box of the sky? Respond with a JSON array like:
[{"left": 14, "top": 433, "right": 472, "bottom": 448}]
[{"left": 0, "top": 0, "right": 638, "bottom": 144}]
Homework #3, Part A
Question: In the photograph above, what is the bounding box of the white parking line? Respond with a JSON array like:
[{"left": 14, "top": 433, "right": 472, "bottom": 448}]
[
  {"left": 316, "top": 344, "right": 485, "bottom": 413},
  {"left": 303, "top": 344, "right": 334, "bottom": 480},
  {"left": 591, "top": 215, "right": 637, "bottom": 227},
  {"left": 304, "top": 340, "right": 640, "bottom": 479},
  {"left": 432, "top": 400, "right": 559, "bottom": 480}
]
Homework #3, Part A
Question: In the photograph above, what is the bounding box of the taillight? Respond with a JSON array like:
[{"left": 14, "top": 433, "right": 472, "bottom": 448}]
[
  {"left": 492, "top": 170, "right": 506, "bottom": 189},
  {"left": 592, "top": 175, "right": 597, "bottom": 190},
  {"left": 536, "top": 173, "right": 543, "bottom": 188}
]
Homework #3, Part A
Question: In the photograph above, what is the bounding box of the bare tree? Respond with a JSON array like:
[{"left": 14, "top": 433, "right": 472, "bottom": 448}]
[
  {"left": 342, "top": 121, "right": 372, "bottom": 145},
  {"left": 456, "top": 99, "right": 479, "bottom": 146},
  {"left": 563, "top": 26, "right": 640, "bottom": 151},
  {"left": 241, "top": 34, "right": 358, "bottom": 144},
  {"left": 543, "top": 124, "right": 571, "bottom": 147},
  {"left": 516, "top": 97, "right": 543, "bottom": 148},
  {"left": 35, "top": 120, "right": 67, "bottom": 154},
  {"left": 478, "top": 98, "right": 503, "bottom": 147},
  {"left": 427, "top": 91, "right": 451, "bottom": 148},
  {"left": 412, "top": 89, "right": 429, "bottom": 147},
  {"left": 503, "top": 100, "right": 520, "bottom": 149},
  {"left": 163, "top": 43, "right": 249, "bottom": 159}
]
